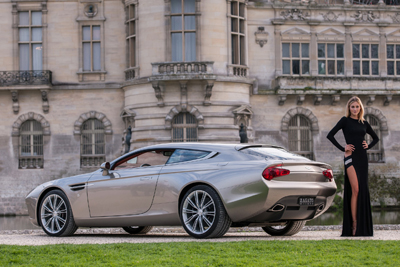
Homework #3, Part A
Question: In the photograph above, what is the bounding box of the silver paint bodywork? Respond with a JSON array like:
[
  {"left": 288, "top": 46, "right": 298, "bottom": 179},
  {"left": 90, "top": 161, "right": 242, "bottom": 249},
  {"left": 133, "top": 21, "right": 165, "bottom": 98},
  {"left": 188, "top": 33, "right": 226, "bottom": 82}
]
[{"left": 26, "top": 143, "right": 337, "bottom": 228}]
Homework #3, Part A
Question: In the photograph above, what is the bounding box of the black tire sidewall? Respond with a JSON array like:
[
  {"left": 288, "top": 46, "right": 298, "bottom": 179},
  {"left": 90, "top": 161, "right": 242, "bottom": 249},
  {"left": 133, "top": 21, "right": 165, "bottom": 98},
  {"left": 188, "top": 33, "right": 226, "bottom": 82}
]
[
  {"left": 39, "top": 189, "right": 73, "bottom": 237},
  {"left": 262, "top": 221, "right": 294, "bottom": 236},
  {"left": 179, "top": 185, "right": 223, "bottom": 239}
]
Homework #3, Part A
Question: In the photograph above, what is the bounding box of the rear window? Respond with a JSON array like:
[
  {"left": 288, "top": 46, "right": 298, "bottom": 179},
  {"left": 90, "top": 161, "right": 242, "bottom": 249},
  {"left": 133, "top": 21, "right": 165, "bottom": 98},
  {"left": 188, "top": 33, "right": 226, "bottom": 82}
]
[
  {"left": 166, "top": 149, "right": 210, "bottom": 164},
  {"left": 239, "top": 147, "right": 311, "bottom": 161}
]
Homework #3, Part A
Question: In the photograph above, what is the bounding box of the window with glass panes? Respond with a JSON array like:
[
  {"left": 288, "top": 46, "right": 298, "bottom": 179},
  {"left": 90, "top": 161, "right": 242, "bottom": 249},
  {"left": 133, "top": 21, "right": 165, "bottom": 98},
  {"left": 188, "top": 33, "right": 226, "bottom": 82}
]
[
  {"left": 171, "top": 0, "right": 196, "bottom": 62},
  {"left": 19, "top": 120, "right": 44, "bottom": 169},
  {"left": 365, "top": 115, "right": 384, "bottom": 163},
  {"left": 18, "top": 11, "right": 42, "bottom": 71},
  {"left": 318, "top": 43, "right": 344, "bottom": 75},
  {"left": 282, "top": 43, "right": 310, "bottom": 75},
  {"left": 81, "top": 119, "right": 105, "bottom": 156},
  {"left": 288, "top": 115, "right": 313, "bottom": 160},
  {"left": 82, "top": 25, "right": 101, "bottom": 71},
  {"left": 352, "top": 44, "right": 379, "bottom": 75},
  {"left": 230, "top": 1, "right": 246, "bottom": 65},
  {"left": 172, "top": 113, "right": 198, "bottom": 142},
  {"left": 126, "top": 4, "right": 136, "bottom": 68},
  {"left": 386, "top": 44, "right": 400, "bottom": 76}
]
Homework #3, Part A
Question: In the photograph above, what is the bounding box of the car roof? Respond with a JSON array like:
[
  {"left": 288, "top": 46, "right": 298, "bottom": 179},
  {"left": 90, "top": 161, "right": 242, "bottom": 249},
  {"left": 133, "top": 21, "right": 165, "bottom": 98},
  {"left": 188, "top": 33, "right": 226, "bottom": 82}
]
[{"left": 132, "top": 143, "right": 285, "bottom": 153}]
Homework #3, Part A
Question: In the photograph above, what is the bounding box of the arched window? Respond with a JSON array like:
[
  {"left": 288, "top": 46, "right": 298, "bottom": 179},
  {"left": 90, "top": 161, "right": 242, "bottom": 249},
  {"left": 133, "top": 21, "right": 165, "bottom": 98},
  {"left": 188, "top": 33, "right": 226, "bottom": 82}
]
[
  {"left": 81, "top": 119, "right": 105, "bottom": 167},
  {"left": 365, "top": 114, "right": 384, "bottom": 163},
  {"left": 288, "top": 115, "right": 313, "bottom": 159},
  {"left": 172, "top": 112, "right": 197, "bottom": 142},
  {"left": 19, "top": 120, "right": 43, "bottom": 169}
]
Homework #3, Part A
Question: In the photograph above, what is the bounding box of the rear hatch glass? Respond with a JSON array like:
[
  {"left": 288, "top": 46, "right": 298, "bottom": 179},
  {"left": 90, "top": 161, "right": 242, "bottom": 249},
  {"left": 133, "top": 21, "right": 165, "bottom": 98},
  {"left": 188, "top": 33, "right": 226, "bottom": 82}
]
[{"left": 239, "top": 147, "right": 311, "bottom": 161}]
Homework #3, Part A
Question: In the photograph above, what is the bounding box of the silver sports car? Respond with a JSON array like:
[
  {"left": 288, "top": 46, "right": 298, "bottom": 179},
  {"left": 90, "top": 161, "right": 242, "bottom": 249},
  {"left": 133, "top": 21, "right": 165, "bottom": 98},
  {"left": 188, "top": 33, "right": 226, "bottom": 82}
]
[{"left": 26, "top": 143, "right": 336, "bottom": 238}]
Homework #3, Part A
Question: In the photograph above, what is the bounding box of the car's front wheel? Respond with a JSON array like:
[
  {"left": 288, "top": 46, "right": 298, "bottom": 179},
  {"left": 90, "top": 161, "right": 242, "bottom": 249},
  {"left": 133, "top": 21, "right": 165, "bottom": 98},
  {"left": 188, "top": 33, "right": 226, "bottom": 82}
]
[
  {"left": 262, "top": 221, "right": 306, "bottom": 236},
  {"left": 39, "top": 189, "right": 78, "bottom": 237},
  {"left": 180, "top": 185, "right": 231, "bottom": 239},
  {"left": 122, "top": 226, "right": 153, "bottom": 234}
]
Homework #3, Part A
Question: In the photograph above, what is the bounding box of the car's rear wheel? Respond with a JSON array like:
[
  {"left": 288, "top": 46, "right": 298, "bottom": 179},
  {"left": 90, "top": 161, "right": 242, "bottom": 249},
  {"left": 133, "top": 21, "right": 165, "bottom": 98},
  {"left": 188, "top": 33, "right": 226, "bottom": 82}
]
[
  {"left": 122, "top": 226, "right": 153, "bottom": 234},
  {"left": 39, "top": 189, "right": 78, "bottom": 237},
  {"left": 262, "top": 221, "right": 306, "bottom": 236},
  {"left": 180, "top": 185, "right": 231, "bottom": 239}
]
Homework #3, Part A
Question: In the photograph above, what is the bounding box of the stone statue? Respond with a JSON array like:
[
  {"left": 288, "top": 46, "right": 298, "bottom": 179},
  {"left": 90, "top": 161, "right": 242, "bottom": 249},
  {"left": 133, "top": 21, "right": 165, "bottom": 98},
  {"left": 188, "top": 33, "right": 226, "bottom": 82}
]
[
  {"left": 239, "top": 123, "right": 248, "bottom": 143},
  {"left": 124, "top": 126, "right": 132, "bottom": 153}
]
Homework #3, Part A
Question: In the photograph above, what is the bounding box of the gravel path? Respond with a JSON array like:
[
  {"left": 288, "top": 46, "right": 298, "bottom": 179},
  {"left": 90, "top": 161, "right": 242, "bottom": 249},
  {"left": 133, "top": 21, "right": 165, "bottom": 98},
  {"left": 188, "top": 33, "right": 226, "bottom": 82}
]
[{"left": 1, "top": 225, "right": 400, "bottom": 245}]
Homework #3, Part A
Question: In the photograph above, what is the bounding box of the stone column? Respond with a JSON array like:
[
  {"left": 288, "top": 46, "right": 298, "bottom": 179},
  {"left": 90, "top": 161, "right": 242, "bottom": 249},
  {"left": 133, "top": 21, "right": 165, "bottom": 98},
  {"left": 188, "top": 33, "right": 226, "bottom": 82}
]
[
  {"left": 344, "top": 25, "right": 353, "bottom": 77},
  {"left": 379, "top": 26, "right": 387, "bottom": 77},
  {"left": 310, "top": 25, "right": 318, "bottom": 76},
  {"left": 274, "top": 24, "right": 282, "bottom": 76}
]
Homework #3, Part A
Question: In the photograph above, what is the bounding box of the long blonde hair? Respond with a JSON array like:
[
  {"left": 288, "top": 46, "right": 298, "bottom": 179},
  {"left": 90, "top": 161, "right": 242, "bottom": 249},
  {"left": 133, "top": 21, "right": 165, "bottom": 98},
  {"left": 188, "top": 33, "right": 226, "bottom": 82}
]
[{"left": 345, "top": 96, "right": 365, "bottom": 123}]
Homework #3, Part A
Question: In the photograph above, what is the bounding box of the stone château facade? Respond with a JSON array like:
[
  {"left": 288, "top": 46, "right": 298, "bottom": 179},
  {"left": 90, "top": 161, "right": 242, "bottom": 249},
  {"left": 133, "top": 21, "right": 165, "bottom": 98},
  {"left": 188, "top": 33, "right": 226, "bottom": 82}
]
[{"left": 1, "top": 0, "right": 400, "bottom": 215}]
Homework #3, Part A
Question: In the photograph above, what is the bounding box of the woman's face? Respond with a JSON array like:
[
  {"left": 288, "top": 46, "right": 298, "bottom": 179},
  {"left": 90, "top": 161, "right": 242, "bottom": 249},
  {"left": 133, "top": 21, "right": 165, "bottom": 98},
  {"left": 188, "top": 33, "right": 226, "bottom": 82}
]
[{"left": 349, "top": 101, "right": 361, "bottom": 117}]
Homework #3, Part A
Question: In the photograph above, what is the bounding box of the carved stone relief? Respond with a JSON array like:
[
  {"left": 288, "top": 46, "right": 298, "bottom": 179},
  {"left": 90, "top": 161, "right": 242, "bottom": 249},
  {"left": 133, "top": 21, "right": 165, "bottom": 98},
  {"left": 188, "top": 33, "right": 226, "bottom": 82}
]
[
  {"left": 351, "top": 11, "right": 379, "bottom": 23},
  {"left": 280, "top": 9, "right": 310, "bottom": 21},
  {"left": 389, "top": 13, "right": 400, "bottom": 23},
  {"left": 254, "top": 27, "right": 269, "bottom": 48},
  {"left": 320, "top": 11, "right": 342, "bottom": 22}
]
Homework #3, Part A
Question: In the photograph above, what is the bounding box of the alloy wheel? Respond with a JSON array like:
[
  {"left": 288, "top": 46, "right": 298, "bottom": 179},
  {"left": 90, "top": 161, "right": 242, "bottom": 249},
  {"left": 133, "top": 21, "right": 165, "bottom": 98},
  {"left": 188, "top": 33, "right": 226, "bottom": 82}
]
[
  {"left": 182, "top": 190, "right": 216, "bottom": 235},
  {"left": 40, "top": 194, "right": 67, "bottom": 234}
]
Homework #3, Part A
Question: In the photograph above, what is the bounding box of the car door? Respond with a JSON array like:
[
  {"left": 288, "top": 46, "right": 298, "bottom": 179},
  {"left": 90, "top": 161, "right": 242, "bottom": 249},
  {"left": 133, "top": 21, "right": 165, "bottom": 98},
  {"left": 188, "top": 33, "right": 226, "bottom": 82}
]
[{"left": 87, "top": 150, "right": 171, "bottom": 217}]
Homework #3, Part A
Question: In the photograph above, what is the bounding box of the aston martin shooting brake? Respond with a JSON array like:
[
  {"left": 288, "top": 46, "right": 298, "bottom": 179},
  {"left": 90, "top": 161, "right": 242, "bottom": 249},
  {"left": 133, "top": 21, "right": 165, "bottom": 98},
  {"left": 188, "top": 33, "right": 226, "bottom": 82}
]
[{"left": 26, "top": 143, "right": 337, "bottom": 238}]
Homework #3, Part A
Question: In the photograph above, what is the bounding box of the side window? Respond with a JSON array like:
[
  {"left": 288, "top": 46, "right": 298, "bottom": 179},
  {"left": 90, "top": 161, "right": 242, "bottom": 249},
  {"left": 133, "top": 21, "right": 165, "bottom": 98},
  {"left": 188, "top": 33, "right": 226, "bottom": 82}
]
[
  {"left": 114, "top": 150, "right": 173, "bottom": 170},
  {"left": 167, "top": 149, "right": 210, "bottom": 164}
]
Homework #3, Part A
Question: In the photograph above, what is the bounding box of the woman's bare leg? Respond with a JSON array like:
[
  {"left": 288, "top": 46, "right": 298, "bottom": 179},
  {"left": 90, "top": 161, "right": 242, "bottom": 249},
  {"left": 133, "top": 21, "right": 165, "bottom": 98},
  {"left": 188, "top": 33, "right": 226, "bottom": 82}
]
[{"left": 346, "top": 165, "right": 359, "bottom": 236}]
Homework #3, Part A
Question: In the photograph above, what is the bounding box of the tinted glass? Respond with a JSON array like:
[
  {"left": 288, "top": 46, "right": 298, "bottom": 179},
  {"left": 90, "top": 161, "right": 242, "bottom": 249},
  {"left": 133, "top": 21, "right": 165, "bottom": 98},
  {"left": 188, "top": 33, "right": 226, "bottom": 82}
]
[
  {"left": 240, "top": 147, "right": 310, "bottom": 161},
  {"left": 352, "top": 44, "right": 360, "bottom": 58},
  {"left": 337, "top": 44, "right": 344, "bottom": 58},
  {"left": 327, "top": 44, "right": 335, "bottom": 58},
  {"left": 371, "top": 44, "right": 378, "bottom": 59},
  {"left": 282, "top": 43, "right": 290, "bottom": 57},
  {"left": 337, "top": 60, "right": 344, "bottom": 75},
  {"left": 353, "top": 61, "right": 360, "bottom": 75},
  {"left": 362, "top": 61, "right": 370, "bottom": 75},
  {"left": 318, "top": 44, "right": 325, "bottom": 58},
  {"left": 301, "top": 43, "right": 309, "bottom": 58},
  {"left": 362, "top": 44, "right": 369, "bottom": 58},
  {"left": 292, "top": 43, "right": 299, "bottom": 58},
  {"left": 328, "top": 60, "right": 335, "bottom": 74},
  {"left": 302, "top": 60, "right": 309, "bottom": 74},
  {"left": 292, "top": 60, "right": 300, "bottom": 74},
  {"left": 397, "top": 45, "right": 400, "bottom": 58},
  {"left": 388, "top": 61, "right": 394, "bottom": 75},
  {"left": 318, "top": 60, "right": 325, "bottom": 74},
  {"left": 167, "top": 149, "right": 210, "bottom": 164},
  {"left": 387, "top": 45, "right": 394, "bottom": 59},
  {"left": 372, "top": 61, "right": 379, "bottom": 75},
  {"left": 282, "top": 60, "right": 290, "bottom": 74}
]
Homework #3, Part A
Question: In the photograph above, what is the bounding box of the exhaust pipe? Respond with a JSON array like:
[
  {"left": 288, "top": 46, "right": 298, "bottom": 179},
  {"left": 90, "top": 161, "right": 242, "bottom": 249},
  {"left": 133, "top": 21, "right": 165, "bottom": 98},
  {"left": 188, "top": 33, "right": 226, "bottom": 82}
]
[
  {"left": 317, "top": 204, "right": 325, "bottom": 213},
  {"left": 268, "top": 204, "right": 285, "bottom": 212}
]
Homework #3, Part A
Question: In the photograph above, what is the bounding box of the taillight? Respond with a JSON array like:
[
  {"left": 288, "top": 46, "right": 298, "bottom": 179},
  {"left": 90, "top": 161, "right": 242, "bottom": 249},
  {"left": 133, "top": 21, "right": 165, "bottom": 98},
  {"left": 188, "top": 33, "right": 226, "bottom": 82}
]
[
  {"left": 262, "top": 164, "right": 290, "bottom": 180},
  {"left": 323, "top": 169, "right": 333, "bottom": 181}
]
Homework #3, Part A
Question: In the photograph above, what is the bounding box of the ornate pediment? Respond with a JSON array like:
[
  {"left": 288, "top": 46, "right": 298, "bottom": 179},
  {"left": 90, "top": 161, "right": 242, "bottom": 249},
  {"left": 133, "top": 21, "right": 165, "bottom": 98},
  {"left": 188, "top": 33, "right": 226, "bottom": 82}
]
[
  {"left": 352, "top": 29, "right": 379, "bottom": 42},
  {"left": 233, "top": 105, "right": 253, "bottom": 116},
  {"left": 317, "top": 28, "right": 345, "bottom": 42},
  {"left": 281, "top": 27, "right": 310, "bottom": 41},
  {"left": 387, "top": 29, "right": 400, "bottom": 42}
]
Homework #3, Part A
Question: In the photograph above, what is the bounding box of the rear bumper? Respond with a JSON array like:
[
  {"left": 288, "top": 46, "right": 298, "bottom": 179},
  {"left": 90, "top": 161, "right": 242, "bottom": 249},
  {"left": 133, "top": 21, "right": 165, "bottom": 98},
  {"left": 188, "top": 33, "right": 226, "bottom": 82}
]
[{"left": 244, "top": 193, "right": 335, "bottom": 223}]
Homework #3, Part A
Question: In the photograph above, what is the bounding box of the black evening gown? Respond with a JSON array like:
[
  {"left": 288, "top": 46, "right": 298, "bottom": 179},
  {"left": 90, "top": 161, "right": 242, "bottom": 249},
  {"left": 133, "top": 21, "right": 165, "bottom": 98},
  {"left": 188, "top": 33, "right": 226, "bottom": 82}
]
[{"left": 327, "top": 116, "right": 379, "bottom": 236}]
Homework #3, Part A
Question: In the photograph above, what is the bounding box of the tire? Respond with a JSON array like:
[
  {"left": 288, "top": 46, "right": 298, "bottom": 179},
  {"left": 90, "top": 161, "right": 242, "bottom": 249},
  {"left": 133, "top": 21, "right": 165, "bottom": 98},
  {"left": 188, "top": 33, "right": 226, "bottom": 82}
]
[
  {"left": 262, "top": 221, "right": 306, "bottom": 236},
  {"left": 122, "top": 226, "right": 153, "bottom": 234},
  {"left": 179, "top": 185, "right": 231, "bottom": 239},
  {"left": 39, "top": 189, "right": 78, "bottom": 237}
]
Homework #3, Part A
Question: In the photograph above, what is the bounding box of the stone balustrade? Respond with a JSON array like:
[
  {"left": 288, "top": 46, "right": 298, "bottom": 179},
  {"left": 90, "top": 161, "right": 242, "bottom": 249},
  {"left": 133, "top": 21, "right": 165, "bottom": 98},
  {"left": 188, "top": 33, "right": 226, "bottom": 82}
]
[
  {"left": 125, "top": 67, "right": 140, "bottom": 81},
  {"left": 151, "top": 61, "right": 214, "bottom": 76},
  {"left": 19, "top": 156, "right": 43, "bottom": 169},
  {"left": 81, "top": 155, "right": 105, "bottom": 168},
  {"left": 227, "top": 65, "right": 249, "bottom": 78}
]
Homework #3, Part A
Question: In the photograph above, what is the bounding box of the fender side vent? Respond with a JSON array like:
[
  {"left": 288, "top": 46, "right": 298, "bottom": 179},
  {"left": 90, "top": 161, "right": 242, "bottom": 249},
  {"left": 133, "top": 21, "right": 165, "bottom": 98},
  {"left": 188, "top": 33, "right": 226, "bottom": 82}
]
[{"left": 69, "top": 183, "right": 86, "bottom": 191}]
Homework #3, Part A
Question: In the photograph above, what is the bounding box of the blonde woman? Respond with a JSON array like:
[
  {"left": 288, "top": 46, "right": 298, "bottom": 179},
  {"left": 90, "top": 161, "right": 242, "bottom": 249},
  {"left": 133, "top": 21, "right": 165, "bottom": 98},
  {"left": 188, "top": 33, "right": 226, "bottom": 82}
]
[{"left": 327, "top": 96, "right": 379, "bottom": 236}]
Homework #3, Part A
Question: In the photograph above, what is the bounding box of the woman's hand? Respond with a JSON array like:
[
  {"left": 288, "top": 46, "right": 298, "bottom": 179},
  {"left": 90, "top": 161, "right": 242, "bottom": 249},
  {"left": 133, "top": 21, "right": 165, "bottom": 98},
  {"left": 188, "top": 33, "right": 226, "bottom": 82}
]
[
  {"left": 362, "top": 140, "right": 368, "bottom": 149},
  {"left": 344, "top": 144, "right": 355, "bottom": 157}
]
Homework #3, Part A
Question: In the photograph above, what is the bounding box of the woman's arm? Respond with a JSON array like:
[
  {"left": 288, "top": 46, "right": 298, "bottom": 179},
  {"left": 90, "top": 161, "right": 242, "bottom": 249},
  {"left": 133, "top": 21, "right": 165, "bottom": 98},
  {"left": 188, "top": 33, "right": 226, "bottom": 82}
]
[
  {"left": 365, "top": 121, "right": 379, "bottom": 150},
  {"left": 327, "top": 117, "right": 346, "bottom": 152}
]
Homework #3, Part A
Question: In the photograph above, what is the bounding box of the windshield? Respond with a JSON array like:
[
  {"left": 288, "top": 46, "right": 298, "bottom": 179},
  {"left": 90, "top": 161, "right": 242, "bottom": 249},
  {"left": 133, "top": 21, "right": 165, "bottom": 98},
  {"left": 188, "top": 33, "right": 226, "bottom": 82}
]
[{"left": 239, "top": 147, "right": 311, "bottom": 161}]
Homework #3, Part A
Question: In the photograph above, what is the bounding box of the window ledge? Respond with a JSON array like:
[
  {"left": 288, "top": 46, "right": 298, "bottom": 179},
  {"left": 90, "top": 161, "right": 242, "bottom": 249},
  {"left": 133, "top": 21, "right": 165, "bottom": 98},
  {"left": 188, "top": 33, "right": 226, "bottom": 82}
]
[{"left": 77, "top": 70, "right": 107, "bottom": 82}]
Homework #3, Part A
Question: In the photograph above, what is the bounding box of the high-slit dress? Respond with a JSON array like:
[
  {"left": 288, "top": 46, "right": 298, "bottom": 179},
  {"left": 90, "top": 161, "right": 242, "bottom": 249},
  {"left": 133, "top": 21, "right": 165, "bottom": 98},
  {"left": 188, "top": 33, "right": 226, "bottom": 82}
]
[{"left": 327, "top": 116, "right": 379, "bottom": 236}]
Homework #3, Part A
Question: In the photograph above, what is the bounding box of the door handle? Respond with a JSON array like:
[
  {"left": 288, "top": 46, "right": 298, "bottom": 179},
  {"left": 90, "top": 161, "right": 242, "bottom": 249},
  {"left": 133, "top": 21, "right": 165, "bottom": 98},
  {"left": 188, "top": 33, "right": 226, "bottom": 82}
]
[{"left": 140, "top": 176, "right": 152, "bottom": 181}]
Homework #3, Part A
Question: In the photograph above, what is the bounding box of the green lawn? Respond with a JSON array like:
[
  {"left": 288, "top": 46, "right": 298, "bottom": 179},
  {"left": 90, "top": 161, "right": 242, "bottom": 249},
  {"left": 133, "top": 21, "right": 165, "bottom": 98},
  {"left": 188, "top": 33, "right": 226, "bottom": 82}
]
[{"left": 1, "top": 240, "right": 399, "bottom": 266}]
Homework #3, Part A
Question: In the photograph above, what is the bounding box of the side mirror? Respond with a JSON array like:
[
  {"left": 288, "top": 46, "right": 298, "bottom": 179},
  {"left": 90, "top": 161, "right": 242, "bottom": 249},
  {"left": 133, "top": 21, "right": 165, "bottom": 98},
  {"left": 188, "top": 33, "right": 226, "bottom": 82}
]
[{"left": 100, "top": 162, "right": 111, "bottom": 176}]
